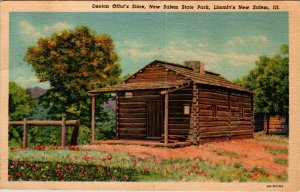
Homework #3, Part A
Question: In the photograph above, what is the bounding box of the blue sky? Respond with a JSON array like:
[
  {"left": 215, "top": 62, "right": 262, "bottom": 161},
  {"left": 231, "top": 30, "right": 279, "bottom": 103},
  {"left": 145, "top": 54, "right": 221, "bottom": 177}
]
[{"left": 10, "top": 12, "right": 288, "bottom": 89}]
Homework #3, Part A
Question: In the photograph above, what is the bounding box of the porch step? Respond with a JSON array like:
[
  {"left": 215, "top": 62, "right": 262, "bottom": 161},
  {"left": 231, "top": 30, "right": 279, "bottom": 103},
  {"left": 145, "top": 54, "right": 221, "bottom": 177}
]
[{"left": 160, "top": 139, "right": 179, "bottom": 143}]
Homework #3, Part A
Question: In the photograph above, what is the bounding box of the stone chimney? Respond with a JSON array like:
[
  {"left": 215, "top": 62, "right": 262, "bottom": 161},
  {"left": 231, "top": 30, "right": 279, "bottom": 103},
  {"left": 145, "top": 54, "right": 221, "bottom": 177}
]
[{"left": 184, "top": 61, "right": 205, "bottom": 74}]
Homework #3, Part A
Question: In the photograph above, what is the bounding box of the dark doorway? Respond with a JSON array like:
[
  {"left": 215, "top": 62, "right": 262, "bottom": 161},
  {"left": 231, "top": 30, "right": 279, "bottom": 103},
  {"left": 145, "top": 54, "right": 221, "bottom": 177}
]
[{"left": 147, "top": 100, "right": 163, "bottom": 139}]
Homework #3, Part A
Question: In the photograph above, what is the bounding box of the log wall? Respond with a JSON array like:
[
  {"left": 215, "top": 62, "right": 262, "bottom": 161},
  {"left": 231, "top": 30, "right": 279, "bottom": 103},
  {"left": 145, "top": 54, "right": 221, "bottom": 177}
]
[
  {"left": 117, "top": 86, "right": 193, "bottom": 141},
  {"left": 168, "top": 86, "right": 193, "bottom": 140},
  {"left": 264, "top": 115, "right": 288, "bottom": 134},
  {"left": 196, "top": 85, "right": 253, "bottom": 144}
]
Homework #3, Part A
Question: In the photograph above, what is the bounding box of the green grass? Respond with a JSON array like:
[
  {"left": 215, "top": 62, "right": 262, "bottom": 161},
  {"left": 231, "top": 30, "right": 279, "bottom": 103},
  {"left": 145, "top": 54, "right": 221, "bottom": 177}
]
[
  {"left": 9, "top": 149, "right": 287, "bottom": 182},
  {"left": 213, "top": 150, "right": 240, "bottom": 159},
  {"left": 264, "top": 146, "right": 288, "bottom": 155},
  {"left": 274, "top": 158, "right": 288, "bottom": 167}
]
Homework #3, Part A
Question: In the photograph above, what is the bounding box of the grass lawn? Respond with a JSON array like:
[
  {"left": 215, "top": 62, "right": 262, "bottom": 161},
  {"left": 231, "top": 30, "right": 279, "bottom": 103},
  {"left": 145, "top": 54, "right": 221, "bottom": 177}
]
[{"left": 8, "top": 134, "right": 288, "bottom": 182}]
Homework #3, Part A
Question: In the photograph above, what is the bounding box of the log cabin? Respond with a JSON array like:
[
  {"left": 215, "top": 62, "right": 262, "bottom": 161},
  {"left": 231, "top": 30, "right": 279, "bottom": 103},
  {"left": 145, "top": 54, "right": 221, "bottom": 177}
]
[{"left": 88, "top": 60, "right": 254, "bottom": 146}]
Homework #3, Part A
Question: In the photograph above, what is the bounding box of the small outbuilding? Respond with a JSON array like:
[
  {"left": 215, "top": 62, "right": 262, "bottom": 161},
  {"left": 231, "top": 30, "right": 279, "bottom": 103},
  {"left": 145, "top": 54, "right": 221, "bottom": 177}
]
[{"left": 89, "top": 60, "right": 254, "bottom": 146}]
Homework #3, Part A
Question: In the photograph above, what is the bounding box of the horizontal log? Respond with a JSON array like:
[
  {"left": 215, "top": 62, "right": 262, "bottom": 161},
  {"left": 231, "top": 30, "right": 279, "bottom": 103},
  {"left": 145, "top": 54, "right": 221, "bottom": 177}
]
[
  {"left": 230, "top": 102, "right": 252, "bottom": 108},
  {"left": 119, "top": 108, "right": 146, "bottom": 113},
  {"left": 198, "top": 86, "right": 229, "bottom": 95},
  {"left": 119, "top": 96, "right": 162, "bottom": 102},
  {"left": 9, "top": 120, "right": 79, "bottom": 126},
  {"left": 118, "top": 128, "right": 147, "bottom": 135},
  {"left": 199, "top": 99, "right": 228, "bottom": 106},
  {"left": 169, "top": 112, "right": 186, "bottom": 117},
  {"left": 230, "top": 125, "right": 253, "bottom": 131},
  {"left": 119, "top": 113, "right": 146, "bottom": 118},
  {"left": 169, "top": 124, "right": 190, "bottom": 129},
  {"left": 169, "top": 94, "right": 193, "bottom": 100},
  {"left": 199, "top": 121, "right": 229, "bottom": 127},
  {"left": 230, "top": 96, "right": 252, "bottom": 102},
  {"left": 169, "top": 118, "right": 190, "bottom": 124},
  {"left": 199, "top": 116, "right": 229, "bottom": 121},
  {"left": 199, "top": 91, "right": 228, "bottom": 100},
  {"left": 198, "top": 126, "right": 230, "bottom": 133},
  {"left": 119, "top": 103, "right": 146, "bottom": 109},
  {"left": 199, "top": 131, "right": 230, "bottom": 138},
  {"left": 230, "top": 92, "right": 252, "bottom": 98},
  {"left": 231, "top": 117, "right": 252, "bottom": 121},
  {"left": 168, "top": 129, "right": 190, "bottom": 135},
  {"left": 119, "top": 118, "right": 146, "bottom": 123},
  {"left": 118, "top": 90, "right": 159, "bottom": 96},
  {"left": 199, "top": 109, "right": 213, "bottom": 116},
  {"left": 230, "top": 130, "right": 253, "bottom": 136},
  {"left": 230, "top": 121, "right": 252, "bottom": 125},
  {"left": 119, "top": 123, "right": 146, "bottom": 128},
  {"left": 217, "top": 111, "right": 229, "bottom": 116}
]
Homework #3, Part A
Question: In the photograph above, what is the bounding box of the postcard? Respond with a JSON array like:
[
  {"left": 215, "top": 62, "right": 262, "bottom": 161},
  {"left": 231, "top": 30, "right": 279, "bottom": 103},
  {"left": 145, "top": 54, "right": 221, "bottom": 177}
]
[{"left": 0, "top": 1, "right": 299, "bottom": 191}]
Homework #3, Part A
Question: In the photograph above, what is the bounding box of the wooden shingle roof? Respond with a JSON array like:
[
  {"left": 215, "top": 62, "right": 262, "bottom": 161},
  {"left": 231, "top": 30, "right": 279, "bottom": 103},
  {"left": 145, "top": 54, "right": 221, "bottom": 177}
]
[{"left": 89, "top": 60, "right": 252, "bottom": 94}]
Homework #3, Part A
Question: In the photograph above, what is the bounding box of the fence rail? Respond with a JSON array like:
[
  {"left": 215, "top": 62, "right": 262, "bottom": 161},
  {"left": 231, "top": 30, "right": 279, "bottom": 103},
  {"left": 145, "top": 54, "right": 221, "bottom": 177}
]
[{"left": 9, "top": 117, "right": 80, "bottom": 149}]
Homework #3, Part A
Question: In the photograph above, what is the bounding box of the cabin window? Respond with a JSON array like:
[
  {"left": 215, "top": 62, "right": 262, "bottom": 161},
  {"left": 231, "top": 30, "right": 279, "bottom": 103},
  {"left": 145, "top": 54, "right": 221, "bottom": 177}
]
[
  {"left": 125, "top": 92, "right": 133, "bottom": 98},
  {"left": 183, "top": 105, "right": 191, "bottom": 115},
  {"left": 240, "top": 105, "right": 245, "bottom": 119},
  {"left": 212, "top": 104, "right": 217, "bottom": 118}
]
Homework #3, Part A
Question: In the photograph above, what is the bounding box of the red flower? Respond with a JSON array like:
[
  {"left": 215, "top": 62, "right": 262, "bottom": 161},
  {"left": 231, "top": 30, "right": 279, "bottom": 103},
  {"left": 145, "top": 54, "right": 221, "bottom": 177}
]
[
  {"left": 16, "top": 172, "right": 22, "bottom": 177},
  {"left": 18, "top": 161, "right": 23, "bottom": 166},
  {"left": 112, "top": 177, "right": 117, "bottom": 181},
  {"left": 173, "top": 164, "right": 179, "bottom": 169},
  {"left": 8, "top": 175, "right": 13, "bottom": 179},
  {"left": 185, "top": 169, "right": 191, "bottom": 176},
  {"left": 106, "top": 171, "right": 111, "bottom": 175},
  {"left": 123, "top": 175, "right": 129, "bottom": 180},
  {"left": 95, "top": 164, "right": 99, "bottom": 168},
  {"left": 79, "top": 166, "right": 83, "bottom": 170},
  {"left": 31, "top": 168, "right": 36, "bottom": 171},
  {"left": 81, "top": 171, "right": 88, "bottom": 176},
  {"left": 107, "top": 154, "right": 112, "bottom": 160},
  {"left": 26, "top": 162, "right": 30, "bottom": 165},
  {"left": 199, "top": 171, "right": 206, "bottom": 176},
  {"left": 100, "top": 157, "right": 107, "bottom": 162},
  {"left": 35, "top": 164, "right": 41, "bottom": 169},
  {"left": 143, "top": 166, "right": 149, "bottom": 172}
]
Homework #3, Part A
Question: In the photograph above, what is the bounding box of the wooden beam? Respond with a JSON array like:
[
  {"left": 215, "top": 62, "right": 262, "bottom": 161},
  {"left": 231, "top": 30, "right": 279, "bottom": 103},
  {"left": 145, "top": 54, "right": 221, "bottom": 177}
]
[
  {"left": 61, "top": 117, "right": 67, "bottom": 147},
  {"left": 160, "top": 84, "right": 191, "bottom": 95},
  {"left": 164, "top": 92, "right": 169, "bottom": 144},
  {"left": 9, "top": 120, "right": 79, "bottom": 126},
  {"left": 22, "top": 118, "right": 28, "bottom": 149},
  {"left": 91, "top": 95, "right": 96, "bottom": 142}
]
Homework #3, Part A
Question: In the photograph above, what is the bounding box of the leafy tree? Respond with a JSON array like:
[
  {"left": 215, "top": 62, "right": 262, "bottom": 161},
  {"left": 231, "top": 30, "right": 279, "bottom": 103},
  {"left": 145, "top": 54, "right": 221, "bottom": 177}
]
[
  {"left": 9, "top": 82, "right": 33, "bottom": 120},
  {"left": 24, "top": 26, "right": 121, "bottom": 142},
  {"left": 235, "top": 44, "right": 289, "bottom": 116},
  {"left": 9, "top": 82, "right": 34, "bottom": 146}
]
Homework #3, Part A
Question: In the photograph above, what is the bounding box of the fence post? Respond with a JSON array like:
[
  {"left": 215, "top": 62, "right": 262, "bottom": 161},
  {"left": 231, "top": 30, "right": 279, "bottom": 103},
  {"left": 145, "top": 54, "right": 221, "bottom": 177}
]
[
  {"left": 22, "top": 118, "right": 28, "bottom": 149},
  {"left": 70, "top": 120, "right": 80, "bottom": 146},
  {"left": 61, "top": 117, "right": 67, "bottom": 147}
]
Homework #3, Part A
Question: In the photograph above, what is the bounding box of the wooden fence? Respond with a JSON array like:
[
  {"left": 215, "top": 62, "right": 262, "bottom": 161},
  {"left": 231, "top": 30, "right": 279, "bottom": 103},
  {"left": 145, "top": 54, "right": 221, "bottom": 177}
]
[{"left": 9, "top": 117, "right": 80, "bottom": 149}]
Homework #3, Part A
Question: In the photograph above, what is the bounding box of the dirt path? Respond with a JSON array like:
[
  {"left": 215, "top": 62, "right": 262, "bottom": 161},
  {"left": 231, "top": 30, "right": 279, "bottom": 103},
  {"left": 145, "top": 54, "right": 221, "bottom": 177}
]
[{"left": 82, "top": 136, "right": 287, "bottom": 174}]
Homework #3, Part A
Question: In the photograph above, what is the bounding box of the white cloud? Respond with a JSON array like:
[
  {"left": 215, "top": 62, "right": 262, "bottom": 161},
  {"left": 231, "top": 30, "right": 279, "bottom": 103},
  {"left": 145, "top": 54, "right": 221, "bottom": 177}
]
[
  {"left": 44, "top": 22, "right": 72, "bottom": 32},
  {"left": 122, "top": 40, "right": 145, "bottom": 48},
  {"left": 15, "top": 76, "right": 49, "bottom": 89},
  {"left": 20, "top": 21, "right": 43, "bottom": 39},
  {"left": 121, "top": 48, "right": 160, "bottom": 59},
  {"left": 20, "top": 20, "right": 72, "bottom": 40},
  {"left": 227, "top": 35, "right": 268, "bottom": 46}
]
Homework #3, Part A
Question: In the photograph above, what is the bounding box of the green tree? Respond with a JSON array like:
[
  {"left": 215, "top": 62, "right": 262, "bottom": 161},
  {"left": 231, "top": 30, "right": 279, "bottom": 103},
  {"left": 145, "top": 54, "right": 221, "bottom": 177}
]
[
  {"left": 9, "top": 82, "right": 33, "bottom": 146},
  {"left": 9, "top": 82, "right": 33, "bottom": 120},
  {"left": 24, "top": 26, "right": 121, "bottom": 142},
  {"left": 235, "top": 44, "right": 289, "bottom": 116}
]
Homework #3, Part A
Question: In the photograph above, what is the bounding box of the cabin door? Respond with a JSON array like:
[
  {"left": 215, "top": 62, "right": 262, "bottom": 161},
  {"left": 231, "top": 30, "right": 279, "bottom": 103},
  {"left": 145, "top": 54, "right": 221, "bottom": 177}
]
[{"left": 147, "top": 100, "right": 163, "bottom": 139}]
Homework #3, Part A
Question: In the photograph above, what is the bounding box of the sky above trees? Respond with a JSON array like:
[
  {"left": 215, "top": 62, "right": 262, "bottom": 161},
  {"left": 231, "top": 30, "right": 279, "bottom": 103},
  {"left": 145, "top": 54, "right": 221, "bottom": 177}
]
[{"left": 10, "top": 12, "right": 288, "bottom": 89}]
